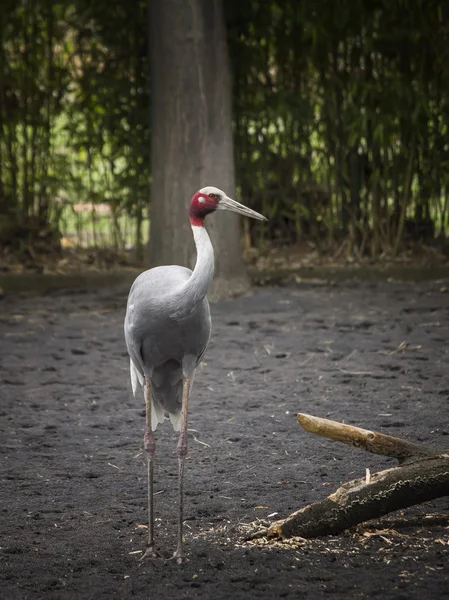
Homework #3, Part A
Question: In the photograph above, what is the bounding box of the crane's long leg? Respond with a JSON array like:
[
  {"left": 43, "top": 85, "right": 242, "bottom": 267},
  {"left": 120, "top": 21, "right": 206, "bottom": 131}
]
[
  {"left": 141, "top": 378, "right": 158, "bottom": 559},
  {"left": 172, "top": 377, "right": 191, "bottom": 564}
]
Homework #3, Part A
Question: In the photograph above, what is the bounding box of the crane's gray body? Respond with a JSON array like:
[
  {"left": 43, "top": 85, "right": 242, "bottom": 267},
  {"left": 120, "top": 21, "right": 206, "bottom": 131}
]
[
  {"left": 122, "top": 187, "right": 266, "bottom": 561},
  {"left": 124, "top": 264, "right": 211, "bottom": 430}
]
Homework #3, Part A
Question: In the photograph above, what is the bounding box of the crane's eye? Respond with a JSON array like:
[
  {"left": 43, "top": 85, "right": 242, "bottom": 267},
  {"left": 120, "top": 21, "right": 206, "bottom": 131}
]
[{"left": 208, "top": 193, "right": 216, "bottom": 199}]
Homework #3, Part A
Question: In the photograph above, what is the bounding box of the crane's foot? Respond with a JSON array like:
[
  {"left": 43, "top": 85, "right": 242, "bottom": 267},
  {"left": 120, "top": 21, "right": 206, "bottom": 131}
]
[
  {"left": 140, "top": 545, "right": 161, "bottom": 560},
  {"left": 171, "top": 547, "right": 187, "bottom": 565}
]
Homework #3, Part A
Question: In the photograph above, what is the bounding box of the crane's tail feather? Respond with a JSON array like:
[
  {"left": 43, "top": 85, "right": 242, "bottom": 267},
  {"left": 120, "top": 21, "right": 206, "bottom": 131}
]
[
  {"left": 168, "top": 411, "right": 182, "bottom": 432},
  {"left": 130, "top": 359, "right": 144, "bottom": 396},
  {"left": 151, "top": 400, "right": 166, "bottom": 431},
  {"left": 130, "top": 359, "right": 197, "bottom": 433},
  {"left": 130, "top": 359, "right": 165, "bottom": 431},
  {"left": 167, "top": 374, "right": 195, "bottom": 432}
]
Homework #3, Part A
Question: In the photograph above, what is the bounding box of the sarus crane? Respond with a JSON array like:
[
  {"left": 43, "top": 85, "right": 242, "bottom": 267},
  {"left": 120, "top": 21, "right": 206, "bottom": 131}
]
[{"left": 124, "top": 186, "right": 267, "bottom": 563}]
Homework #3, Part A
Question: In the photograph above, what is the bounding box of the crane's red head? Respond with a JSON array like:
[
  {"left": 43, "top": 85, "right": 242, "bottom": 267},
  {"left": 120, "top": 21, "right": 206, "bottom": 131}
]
[
  {"left": 189, "top": 185, "right": 267, "bottom": 227},
  {"left": 189, "top": 186, "right": 223, "bottom": 226}
]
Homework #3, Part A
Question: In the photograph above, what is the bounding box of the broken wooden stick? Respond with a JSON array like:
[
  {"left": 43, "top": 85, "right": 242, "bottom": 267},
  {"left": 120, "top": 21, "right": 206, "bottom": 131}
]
[
  {"left": 262, "top": 413, "right": 449, "bottom": 541},
  {"left": 297, "top": 413, "right": 440, "bottom": 463}
]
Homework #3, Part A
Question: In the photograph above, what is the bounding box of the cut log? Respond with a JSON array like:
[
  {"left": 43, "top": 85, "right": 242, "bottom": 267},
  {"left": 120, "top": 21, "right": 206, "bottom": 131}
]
[{"left": 259, "top": 414, "right": 449, "bottom": 541}]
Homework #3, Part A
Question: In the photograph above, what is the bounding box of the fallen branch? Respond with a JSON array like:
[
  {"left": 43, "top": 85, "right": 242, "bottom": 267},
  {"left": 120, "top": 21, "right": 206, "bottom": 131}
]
[
  {"left": 297, "top": 413, "right": 440, "bottom": 463},
  {"left": 263, "top": 414, "right": 449, "bottom": 540}
]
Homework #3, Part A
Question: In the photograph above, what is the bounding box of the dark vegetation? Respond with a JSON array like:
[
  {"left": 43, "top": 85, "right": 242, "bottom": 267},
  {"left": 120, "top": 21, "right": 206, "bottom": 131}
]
[{"left": 1, "top": 0, "right": 449, "bottom": 265}]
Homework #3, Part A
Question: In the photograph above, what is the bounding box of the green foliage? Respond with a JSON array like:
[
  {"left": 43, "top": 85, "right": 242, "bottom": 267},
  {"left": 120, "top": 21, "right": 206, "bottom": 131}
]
[
  {"left": 226, "top": 0, "right": 449, "bottom": 255},
  {"left": 0, "top": 0, "right": 150, "bottom": 254},
  {"left": 1, "top": 0, "right": 449, "bottom": 259}
]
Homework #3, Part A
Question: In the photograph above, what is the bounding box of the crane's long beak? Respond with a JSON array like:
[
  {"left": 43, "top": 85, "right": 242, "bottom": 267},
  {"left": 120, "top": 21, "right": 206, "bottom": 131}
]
[{"left": 218, "top": 196, "right": 267, "bottom": 221}]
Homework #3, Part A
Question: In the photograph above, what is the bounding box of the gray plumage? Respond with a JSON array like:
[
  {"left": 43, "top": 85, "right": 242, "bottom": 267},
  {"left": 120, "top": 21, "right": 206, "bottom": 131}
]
[
  {"left": 123, "top": 185, "right": 267, "bottom": 562},
  {"left": 125, "top": 264, "right": 211, "bottom": 431}
]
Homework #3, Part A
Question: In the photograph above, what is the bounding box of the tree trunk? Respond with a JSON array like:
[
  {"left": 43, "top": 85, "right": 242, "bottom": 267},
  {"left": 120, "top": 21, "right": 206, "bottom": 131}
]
[{"left": 148, "top": 0, "right": 250, "bottom": 300}]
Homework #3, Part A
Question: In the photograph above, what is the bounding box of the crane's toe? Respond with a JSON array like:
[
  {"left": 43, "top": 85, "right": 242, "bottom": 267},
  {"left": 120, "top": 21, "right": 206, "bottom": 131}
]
[
  {"left": 171, "top": 548, "right": 187, "bottom": 565},
  {"left": 140, "top": 545, "right": 161, "bottom": 560}
]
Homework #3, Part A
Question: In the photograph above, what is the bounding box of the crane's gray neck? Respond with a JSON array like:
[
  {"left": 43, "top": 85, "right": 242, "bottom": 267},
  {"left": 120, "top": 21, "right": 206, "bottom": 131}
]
[{"left": 173, "top": 225, "right": 214, "bottom": 317}]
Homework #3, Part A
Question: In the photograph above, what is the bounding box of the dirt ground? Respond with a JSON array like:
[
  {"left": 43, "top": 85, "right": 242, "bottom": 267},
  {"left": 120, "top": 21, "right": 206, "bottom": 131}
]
[{"left": 1, "top": 277, "right": 448, "bottom": 599}]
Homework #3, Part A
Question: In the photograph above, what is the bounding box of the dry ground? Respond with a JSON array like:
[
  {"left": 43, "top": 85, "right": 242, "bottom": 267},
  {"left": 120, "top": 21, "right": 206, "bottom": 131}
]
[{"left": 1, "top": 278, "right": 448, "bottom": 599}]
